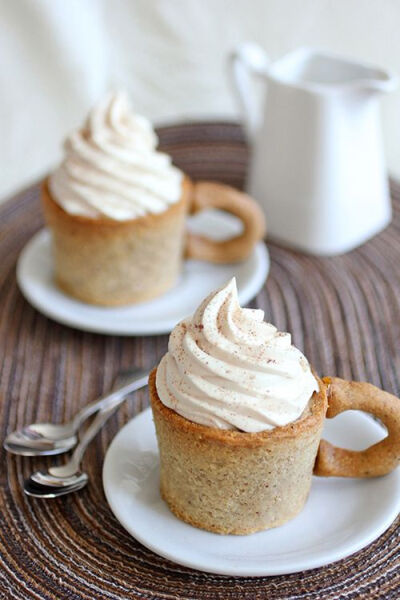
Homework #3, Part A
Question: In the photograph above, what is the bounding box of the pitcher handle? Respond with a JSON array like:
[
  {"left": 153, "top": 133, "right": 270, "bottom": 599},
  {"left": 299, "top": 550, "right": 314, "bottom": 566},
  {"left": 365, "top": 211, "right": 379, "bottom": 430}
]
[{"left": 229, "top": 42, "right": 270, "bottom": 141}]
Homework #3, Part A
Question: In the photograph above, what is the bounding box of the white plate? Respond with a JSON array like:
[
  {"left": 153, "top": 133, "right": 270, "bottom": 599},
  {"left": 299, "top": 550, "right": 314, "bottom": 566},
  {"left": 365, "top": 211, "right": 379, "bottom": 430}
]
[
  {"left": 16, "top": 211, "right": 269, "bottom": 336},
  {"left": 103, "top": 408, "right": 400, "bottom": 577}
]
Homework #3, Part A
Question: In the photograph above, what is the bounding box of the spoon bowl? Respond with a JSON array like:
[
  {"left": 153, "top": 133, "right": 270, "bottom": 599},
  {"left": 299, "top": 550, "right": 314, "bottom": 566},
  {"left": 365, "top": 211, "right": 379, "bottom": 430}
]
[
  {"left": 4, "top": 432, "right": 77, "bottom": 456},
  {"left": 30, "top": 463, "right": 87, "bottom": 486},
  {"left": 24, "top": 474, "right": 88, "bottom": 498}
]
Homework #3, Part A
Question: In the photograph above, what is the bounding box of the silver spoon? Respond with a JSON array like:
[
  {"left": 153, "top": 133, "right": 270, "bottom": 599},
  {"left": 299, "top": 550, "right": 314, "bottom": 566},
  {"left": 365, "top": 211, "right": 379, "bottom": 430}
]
[
  {"left": 24, "top": 373, "right": 146, "bottom": 498},
  {"left": 4, "top": 368, "right": 149, "bottom": 456}
]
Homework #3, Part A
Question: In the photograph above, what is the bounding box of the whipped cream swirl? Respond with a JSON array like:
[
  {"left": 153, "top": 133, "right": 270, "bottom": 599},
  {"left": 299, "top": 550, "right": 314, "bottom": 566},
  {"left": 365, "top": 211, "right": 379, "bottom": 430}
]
[
  {"left": 156, "top": 279, "right": 318, "bottom": 433},
  {"left": 49, "top": 91, "right": 183, "bottom": 220}
]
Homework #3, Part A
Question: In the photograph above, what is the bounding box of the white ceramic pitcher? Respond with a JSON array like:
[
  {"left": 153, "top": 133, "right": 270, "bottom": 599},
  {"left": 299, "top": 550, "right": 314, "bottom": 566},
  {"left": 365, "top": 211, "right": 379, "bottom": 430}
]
[{"left": 230, "top": 43, "right": 397, "bottom": 255}]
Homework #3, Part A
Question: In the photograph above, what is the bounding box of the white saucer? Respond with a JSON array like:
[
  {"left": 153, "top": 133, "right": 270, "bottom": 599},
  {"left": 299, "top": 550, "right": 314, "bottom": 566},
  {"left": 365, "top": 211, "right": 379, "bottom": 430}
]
[
  {"left": 103, "top": 408, "right": 400, "bottom": 577},
  {"left": 16, "top": 211, "right": 269, "bottom": 336}
]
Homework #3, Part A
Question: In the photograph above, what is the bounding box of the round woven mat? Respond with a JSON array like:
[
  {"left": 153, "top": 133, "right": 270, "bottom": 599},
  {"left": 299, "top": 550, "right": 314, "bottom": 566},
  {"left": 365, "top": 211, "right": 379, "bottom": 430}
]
[{"left": 0, "top": 123, "right": 399, "bottom": 599}]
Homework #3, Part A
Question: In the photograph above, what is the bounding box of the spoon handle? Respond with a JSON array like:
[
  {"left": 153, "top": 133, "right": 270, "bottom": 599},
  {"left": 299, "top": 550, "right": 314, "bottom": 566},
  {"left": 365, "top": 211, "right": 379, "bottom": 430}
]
[
  {"left": 51, "top": 389, "right": 137, "bottom": 478},
  {"left": 71, "top": 369, "right": 149, "bottom": 431}
]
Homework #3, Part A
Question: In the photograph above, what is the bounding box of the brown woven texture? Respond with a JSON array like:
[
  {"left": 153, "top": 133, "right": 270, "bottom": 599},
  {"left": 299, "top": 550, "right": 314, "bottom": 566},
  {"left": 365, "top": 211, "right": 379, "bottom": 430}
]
[{"left": 0, "top": 123, "right": 399, "bottom": 599}]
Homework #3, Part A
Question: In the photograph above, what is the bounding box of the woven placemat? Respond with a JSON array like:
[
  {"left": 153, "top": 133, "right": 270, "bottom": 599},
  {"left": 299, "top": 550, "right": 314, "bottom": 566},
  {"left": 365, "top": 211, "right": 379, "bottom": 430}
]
[{"left": 0, "top": 123, "right": 399, "bottom": 599}]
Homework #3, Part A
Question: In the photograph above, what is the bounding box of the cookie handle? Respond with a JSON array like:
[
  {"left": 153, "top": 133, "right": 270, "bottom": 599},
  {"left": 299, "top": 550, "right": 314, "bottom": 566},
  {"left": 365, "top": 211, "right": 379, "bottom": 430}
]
[
  {"left": 314, "top": 377, "right": 400, "bottom": 477},
  {"left": 185, "top": 181, "right": 266, "bottom": 263}
]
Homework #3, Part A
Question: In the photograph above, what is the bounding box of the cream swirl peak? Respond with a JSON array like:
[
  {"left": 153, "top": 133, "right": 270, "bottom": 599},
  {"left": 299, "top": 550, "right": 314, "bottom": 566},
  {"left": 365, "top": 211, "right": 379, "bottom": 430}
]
[
  {"left": 49, "top": 91, "right": 183, "bottom": 220},
  {"left": 156, "top": 278, "right": 318, "bottom": 433}
]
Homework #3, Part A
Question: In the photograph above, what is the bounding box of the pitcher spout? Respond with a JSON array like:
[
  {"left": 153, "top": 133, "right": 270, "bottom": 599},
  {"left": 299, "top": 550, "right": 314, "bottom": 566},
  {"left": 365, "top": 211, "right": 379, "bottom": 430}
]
[
  {"left": 266, "top": 48, "right": 398, "bottom": 96},
  {"left": 359, "top": 69, "right": 398, "bottom": 94}
]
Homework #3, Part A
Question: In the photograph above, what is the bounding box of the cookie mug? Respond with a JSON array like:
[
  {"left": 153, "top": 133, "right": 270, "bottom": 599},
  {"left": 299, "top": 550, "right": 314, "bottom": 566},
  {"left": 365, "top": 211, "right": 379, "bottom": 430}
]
[
  {"left": 42, "top": 177, "right": 265, "bottom": 306},
  {"left": 151, "top": 370, "right": 400, "bottom": 534}
]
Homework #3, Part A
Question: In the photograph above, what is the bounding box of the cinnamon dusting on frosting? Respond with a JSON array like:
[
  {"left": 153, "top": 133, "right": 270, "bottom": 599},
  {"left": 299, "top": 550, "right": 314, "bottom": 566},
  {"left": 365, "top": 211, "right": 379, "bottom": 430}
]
[{"left": 156, "top": 278, "right": 318, "bottom": 432}]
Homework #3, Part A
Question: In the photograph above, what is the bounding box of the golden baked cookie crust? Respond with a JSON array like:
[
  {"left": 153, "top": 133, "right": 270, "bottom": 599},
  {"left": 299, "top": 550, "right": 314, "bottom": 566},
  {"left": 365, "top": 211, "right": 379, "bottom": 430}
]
[
  {"left": 42, "top": 178, "right": 191, "bottom": 306},
  {"left": 149, "top": 368, "right": 328, "bottom": 535}
]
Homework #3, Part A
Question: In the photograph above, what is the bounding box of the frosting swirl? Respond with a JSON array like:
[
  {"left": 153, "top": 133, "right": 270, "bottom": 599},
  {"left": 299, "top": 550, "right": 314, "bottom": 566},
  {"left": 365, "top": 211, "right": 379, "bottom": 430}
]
[
  {"left": 49, "top": 91, "right": 183, "bottom": 220},
  {"left": 156, "top": 278, "right": 318, "bottom": 433}
]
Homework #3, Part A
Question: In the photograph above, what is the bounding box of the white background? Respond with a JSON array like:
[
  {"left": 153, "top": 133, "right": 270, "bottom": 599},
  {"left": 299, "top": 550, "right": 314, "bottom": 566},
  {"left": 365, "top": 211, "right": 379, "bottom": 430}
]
[{"left": 1, "top": 0, "right": 399, "bottom": 201}]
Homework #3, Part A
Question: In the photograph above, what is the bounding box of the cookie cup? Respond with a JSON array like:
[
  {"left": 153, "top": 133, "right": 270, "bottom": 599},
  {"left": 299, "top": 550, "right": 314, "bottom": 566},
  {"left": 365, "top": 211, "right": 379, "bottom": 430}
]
[
  {"left": 42, "top": 178, "right": 192, "bottom": 306},
  {"left": 149, "top": 368, "right": 328, "bottom": 535}
]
